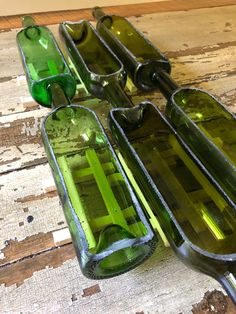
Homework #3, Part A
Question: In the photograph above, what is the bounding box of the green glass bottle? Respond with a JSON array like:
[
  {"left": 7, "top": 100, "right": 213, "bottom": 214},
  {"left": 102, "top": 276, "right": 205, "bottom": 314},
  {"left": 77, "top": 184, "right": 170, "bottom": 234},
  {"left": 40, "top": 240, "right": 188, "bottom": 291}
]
[
  {"left": 42, "top": 99, "right": 156, "bottom": 279},
  {"left": 109, "top": 102, "right": 236, "bottom": 302},
  {"left": 59, "top": 20, "right": 133, "bottom": 108},
  {"left": 16, "top": 17, "right": 157, "bottom": 279},
  {"left": 93, "top": 7, "right": 170, "bottom": 91},
  {"left": 163, "top": 79, "right": 236, "bottom": 206},
  {"left": 16, "top": 16, "right": 76, "bottom": 107},
  {"left": 93, "top": 7, "right": 236, "bottom": 207}
]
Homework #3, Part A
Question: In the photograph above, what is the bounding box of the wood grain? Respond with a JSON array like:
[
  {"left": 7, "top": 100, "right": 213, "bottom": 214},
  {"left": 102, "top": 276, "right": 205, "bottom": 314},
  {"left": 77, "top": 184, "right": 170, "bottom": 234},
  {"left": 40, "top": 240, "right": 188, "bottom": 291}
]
[{"left": 0, "top": 0, "right": 236, "bottom": 30}]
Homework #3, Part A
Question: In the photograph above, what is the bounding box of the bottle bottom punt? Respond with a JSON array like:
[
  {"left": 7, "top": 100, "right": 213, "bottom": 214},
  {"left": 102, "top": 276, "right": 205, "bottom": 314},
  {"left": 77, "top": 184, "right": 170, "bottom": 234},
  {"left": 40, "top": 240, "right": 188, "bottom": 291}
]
[{"left": 94, "top": 243, "right": 151, "bottom": 277}]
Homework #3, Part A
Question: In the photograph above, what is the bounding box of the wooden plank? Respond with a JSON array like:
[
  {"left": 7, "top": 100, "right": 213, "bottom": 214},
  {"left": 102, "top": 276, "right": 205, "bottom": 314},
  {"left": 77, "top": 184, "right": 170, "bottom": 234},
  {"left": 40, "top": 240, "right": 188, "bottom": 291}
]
[
  {"left": 0, "top": 6, "right": 236, "bottom": 116},
  {"left": 0, "top": 75, "right": 235, "bottom": 174},
  {"left": 0, "top": 108, "right": 48, "bottom": 173},
  {"left": 0, "top": 241, "right": 230, "bottom": 313},
  {"left": 0, "top": 0, "right": 236, "bottom": 30},
  {"left": 0, "top": 0, "right": 168, "bottom": 17},
  {"left": 0, "top": 163, "right": 65, "bottom": 248}
]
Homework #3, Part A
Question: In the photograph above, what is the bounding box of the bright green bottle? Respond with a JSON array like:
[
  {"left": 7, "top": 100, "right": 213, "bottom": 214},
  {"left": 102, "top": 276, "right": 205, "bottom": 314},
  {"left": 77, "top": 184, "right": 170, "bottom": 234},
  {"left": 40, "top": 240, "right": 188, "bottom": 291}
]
[
  {"left": 16, "top": 17, "right": 157, "bottom": 279},
  {"left": 93, "top": 7, "right": 236, "bottom": 207},
  {"left": 42, "top": 98, "right": 156, "bottom": 279},
  {"left": 16, "top": 16, "right": 76, "bottom": 107},
  {"left": 109, "top": 102, "right": 236, "bottom": 303}
]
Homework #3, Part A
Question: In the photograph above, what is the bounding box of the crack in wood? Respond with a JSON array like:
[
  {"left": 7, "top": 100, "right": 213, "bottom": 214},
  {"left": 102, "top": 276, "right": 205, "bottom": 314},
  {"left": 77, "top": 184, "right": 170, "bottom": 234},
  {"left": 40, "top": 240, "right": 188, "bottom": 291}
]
[
  {"left": 16, "top": 190, "right": 58, "bottom": 203},
  {"left": 0, "top": 157, "right": 20, "bottom": 166},
  {"left": 0, "top": 158, "right": 48, "bottom": 176}
]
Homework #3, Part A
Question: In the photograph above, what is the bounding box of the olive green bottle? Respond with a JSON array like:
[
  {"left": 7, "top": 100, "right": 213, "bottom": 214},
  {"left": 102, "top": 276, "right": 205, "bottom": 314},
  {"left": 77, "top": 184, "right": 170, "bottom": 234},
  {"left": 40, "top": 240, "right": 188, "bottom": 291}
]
[
  {"left": 109, "top": 102, "right": 236, "bottom": 303},
  {"left": 16, "top": 17, "right": 157, "bottom": 279},
  {"left": 16, "top": 16, "right": 76, "bottom": 107},
  {"left": 93, "top": 7, "right": 236, "bottom": 207},
  {"left": 59, "top": 20, "right": 133, "bottom": 108},
  {"left": 93, "top": 7, "right": 170, "bottom": 91}
]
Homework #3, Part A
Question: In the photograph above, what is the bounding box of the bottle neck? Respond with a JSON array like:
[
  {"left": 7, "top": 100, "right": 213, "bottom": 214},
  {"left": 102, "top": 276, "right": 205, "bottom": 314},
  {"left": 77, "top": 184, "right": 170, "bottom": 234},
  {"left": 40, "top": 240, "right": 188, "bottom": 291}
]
[
  {"left": 152, "top": 70, "right": 179, "bottom": 100},
  {"left": 92, "top": 7, "right": 106, "bottom": 20},
  {"left": 22, "top": 15, "right": 36, "bottom": 28},
  {"left": 49, "top": 83, "right": 71, "bottom": 109},
  {"left": 104, "top": 83, "right": 133, "bottom": 108}
]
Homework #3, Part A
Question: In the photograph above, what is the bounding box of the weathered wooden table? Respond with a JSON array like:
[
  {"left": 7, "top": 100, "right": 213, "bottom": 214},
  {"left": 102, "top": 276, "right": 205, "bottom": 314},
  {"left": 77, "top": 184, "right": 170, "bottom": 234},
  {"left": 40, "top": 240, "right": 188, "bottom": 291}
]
[{"left": 0, "top": 1, "right": 236, "bottom": 313}]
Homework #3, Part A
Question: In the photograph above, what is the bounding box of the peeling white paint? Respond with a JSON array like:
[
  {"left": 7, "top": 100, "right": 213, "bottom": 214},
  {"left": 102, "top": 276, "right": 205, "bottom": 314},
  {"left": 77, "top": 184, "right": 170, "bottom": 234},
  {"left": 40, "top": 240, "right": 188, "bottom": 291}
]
[
  {"left": 21, "top": 117, "right": 41, "bottom": 137},
  {"left": 53, "top": 228, "right": 71, "bottom": 245}
]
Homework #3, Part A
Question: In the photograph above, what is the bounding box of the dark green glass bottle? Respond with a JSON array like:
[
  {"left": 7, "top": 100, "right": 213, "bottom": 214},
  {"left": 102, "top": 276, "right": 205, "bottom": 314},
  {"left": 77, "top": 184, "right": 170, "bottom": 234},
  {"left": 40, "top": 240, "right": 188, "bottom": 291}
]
[
  {"left": 16, "top": 16, "right": 76, "bottom": 107},
  {"left": 93, "top": 7, "right": 170, "bottom": 91},
  {"left": 164, "top": 83, "right": 236, "bottom": 206},
  {"left": 16, "top": 17, "right": 157, "bottom": 279},
  {"left": 59, "top": 20, "right": 133, "bottom": 108},
  {"left": 109, "top": 102, "right": 236, "bottom": 302},
  {"left": 93, "top": 7, "right": 236, "bottom": 208}
]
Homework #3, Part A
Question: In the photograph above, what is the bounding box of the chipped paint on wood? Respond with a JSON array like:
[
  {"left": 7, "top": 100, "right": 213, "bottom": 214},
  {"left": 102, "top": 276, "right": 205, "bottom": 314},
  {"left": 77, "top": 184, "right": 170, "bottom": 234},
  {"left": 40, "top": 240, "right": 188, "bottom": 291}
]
[
  {"left": 0, "top": 232, "right": 54, "bottom": 266},
  {"left": 16, "top": 190, "right": 58, "bottom": 203},
  {"left": 0, "top": 243, "right": 75, "bottom": 287},
  {"left": 0, "top": 242, "right": 229, "bottom": 313},
  {"left": 52, "top": 228, "right": 71, "bottom": 246},
  {"left": 0, "top": 229, "right": 71, "bottom": 267},
  {"left": 82, "top": 284, "right": 101, "bottom": 297},
  {"left": 0, "top": 109, "right": 48, "bottom": 173},
  {"left": 0, "top": 164, "right": 65, "bottom": 246}
]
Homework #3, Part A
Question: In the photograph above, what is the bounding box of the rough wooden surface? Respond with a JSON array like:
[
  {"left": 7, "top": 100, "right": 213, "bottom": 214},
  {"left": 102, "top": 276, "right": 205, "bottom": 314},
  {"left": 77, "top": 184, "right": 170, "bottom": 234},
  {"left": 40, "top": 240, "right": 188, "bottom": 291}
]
[
  {"left": 0, "top": 0, "right": 236, "bottom": 30},
  {"left": 0, "top": 1, "right": 236, "bottom": 313}
]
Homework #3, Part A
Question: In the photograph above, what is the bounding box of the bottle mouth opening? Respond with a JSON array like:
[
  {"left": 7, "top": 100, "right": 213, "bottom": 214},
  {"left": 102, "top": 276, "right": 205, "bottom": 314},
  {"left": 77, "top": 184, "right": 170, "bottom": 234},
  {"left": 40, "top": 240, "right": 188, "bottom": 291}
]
[{"left": 94, "top": 244, "right": 150, "bottom": 277}]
